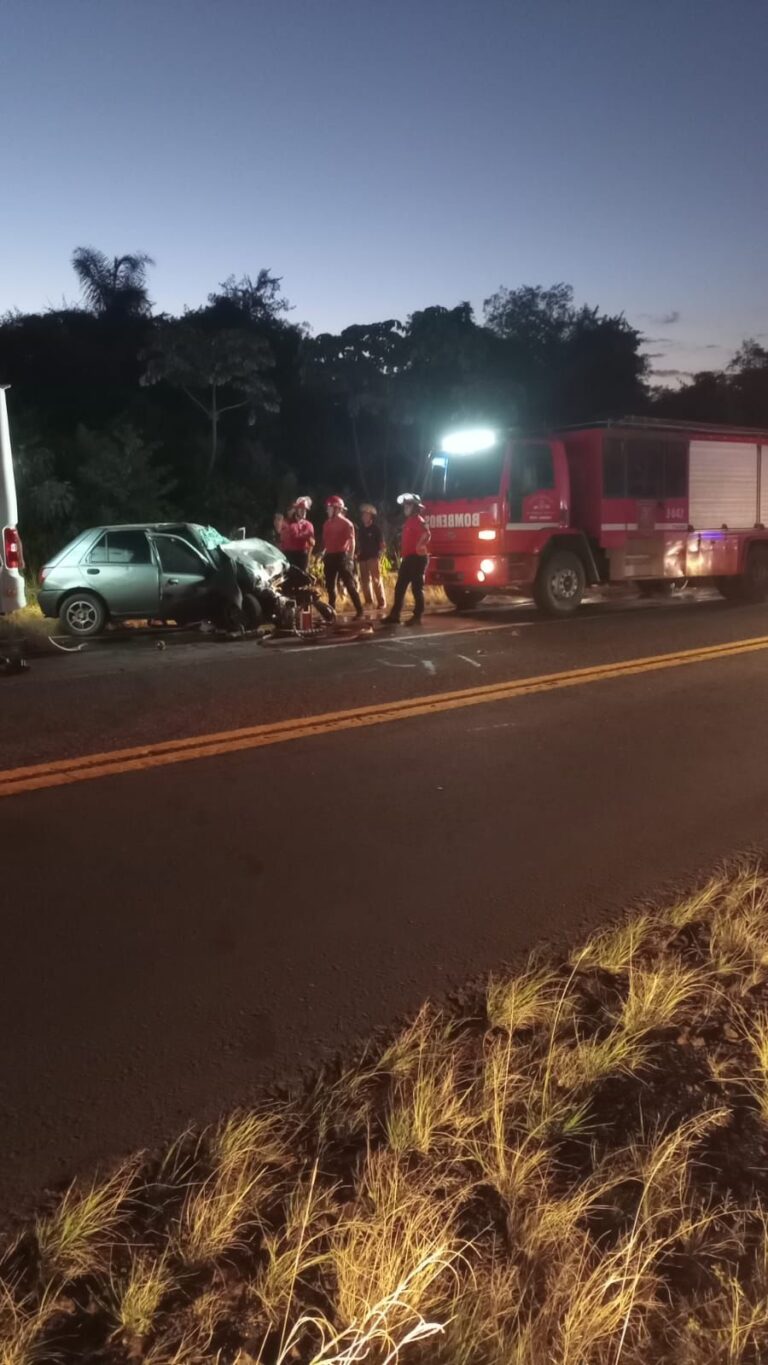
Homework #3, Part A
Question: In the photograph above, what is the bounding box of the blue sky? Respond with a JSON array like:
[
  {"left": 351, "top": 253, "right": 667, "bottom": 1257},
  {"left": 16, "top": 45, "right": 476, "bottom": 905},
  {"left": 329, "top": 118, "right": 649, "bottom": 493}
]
[{"left": 2, "top": 0, "right": 766, "bottom": 381}]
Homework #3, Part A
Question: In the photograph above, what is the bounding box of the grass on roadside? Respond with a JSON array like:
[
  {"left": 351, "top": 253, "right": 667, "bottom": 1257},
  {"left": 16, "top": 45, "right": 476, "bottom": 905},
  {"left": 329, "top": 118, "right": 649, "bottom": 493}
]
[
  {"left": 0, "top": 604, "right": 56, "bottom": 657},
  {"left": 6, "top": 857, "right": 768, "bottom": 1363}
]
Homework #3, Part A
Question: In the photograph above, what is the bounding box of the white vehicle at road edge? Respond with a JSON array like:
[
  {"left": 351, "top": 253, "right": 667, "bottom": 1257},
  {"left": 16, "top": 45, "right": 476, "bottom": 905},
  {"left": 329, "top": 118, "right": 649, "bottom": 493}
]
[{"left": 0, "top": 385, "right": 26, "bottom": 614}]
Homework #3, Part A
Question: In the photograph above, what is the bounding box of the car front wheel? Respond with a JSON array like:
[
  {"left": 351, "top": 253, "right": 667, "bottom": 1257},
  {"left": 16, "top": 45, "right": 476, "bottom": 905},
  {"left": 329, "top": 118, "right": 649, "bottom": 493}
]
[{"left": 59, "top": 591, "right": 108, "bottom": 638}]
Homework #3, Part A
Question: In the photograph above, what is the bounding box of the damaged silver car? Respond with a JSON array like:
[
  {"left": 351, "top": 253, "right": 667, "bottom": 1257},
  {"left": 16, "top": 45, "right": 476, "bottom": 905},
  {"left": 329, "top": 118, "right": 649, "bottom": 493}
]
[{"left": 38, "top": 522, "right": 290, "bottom": 638}]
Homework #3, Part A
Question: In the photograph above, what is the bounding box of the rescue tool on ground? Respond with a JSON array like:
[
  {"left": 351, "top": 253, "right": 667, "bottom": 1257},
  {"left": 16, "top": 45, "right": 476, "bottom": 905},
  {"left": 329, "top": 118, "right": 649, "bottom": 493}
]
[{"left": 424, "top": 418, "right": 768, "bottom": 615}]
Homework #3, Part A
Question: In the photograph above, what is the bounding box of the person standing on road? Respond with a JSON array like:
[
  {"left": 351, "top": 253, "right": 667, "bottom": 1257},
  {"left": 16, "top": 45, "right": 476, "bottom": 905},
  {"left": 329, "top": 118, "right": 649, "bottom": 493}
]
[
  {"left": 321, "top": 495, "right": 364, "bottom": 618},
  {"left": 383, "top": 493, "right": 431, "bottom": 627},
  {"left": 357, "top": 503, "right": 386, "bottom": 612},
  {"left": 279, "top": 497, "right": 315, "bottom": 572}
]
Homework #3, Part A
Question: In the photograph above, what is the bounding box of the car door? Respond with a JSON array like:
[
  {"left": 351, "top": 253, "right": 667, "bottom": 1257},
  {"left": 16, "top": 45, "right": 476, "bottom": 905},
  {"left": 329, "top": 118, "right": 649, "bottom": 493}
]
[
  {"left": 82, "top": 530, "right": 161, "bottom": 617},
  {"left": 152, "top": 533, "right": 211, "bottom": 618}
]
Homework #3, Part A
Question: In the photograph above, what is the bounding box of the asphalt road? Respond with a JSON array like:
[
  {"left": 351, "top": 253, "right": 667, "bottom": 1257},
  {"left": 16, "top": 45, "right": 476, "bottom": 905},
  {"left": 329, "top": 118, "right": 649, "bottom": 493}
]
[{"left": 3, "top": 589, "right": 768, "bottom": 1221}]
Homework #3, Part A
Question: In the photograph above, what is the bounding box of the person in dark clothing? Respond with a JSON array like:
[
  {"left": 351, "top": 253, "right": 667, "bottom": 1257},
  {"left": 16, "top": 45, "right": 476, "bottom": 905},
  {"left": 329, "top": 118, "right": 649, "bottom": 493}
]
[
  {"left": 356, "top": 504, "right": 386, "bottom": 611},
  {"left": 383, "top": 493, "right": 431, "bottom": 626},
  {"left": 321, "top": 495, "right": 364, "bottom": 617}
]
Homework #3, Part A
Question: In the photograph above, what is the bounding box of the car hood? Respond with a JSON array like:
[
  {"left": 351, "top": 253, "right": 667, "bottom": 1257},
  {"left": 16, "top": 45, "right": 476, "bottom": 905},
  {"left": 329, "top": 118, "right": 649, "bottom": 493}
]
[{"left": 220, "top": 540, "right": 286, "bottom": 585}]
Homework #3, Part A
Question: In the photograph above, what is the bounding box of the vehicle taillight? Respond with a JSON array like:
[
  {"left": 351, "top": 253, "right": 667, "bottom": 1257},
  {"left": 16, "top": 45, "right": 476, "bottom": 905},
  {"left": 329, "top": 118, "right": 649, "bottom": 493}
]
[
  {"left": 3, "top": 526, "right": 23, "bottom": 572},
  {"left": 39, "top": 567, "right": 48, "bottom": 585}
]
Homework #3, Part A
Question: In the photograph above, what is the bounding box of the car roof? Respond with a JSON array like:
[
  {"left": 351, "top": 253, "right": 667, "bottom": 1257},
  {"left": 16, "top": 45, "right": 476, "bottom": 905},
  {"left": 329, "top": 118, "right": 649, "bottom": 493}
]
[{"left": 93, "top": 522, "right": 195, "bottom": 533}]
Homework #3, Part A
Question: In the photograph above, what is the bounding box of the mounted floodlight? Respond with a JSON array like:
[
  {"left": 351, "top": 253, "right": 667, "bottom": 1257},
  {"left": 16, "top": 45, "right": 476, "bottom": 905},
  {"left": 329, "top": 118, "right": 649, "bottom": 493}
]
[{"left": 439, "top": 428, "right": 497, "bottom": 456}]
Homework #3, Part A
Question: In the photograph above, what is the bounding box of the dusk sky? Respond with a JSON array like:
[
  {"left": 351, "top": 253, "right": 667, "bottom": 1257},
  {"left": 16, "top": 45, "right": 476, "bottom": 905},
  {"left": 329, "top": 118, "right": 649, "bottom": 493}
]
[{"left": 2, "top": 0, "right": 767, "bottom": 382}]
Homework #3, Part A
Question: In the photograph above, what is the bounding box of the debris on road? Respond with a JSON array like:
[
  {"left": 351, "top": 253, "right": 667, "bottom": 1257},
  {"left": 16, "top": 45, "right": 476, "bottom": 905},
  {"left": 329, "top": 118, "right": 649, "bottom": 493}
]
[{"left": 1, "top": 650, "right": 29, "bottom": 675}]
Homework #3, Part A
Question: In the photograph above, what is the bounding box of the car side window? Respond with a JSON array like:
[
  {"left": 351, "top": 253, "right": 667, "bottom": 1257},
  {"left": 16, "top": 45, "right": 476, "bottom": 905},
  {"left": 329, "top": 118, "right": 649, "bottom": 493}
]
[
  {"left": 108, "top": 531, "right": 151, "bottom": 565},
  {"left": 86, "top": 534, "right": 109, "bottom": 564},
  {"left": 154, "top": 536, "right": 207, "bottom": 575}
]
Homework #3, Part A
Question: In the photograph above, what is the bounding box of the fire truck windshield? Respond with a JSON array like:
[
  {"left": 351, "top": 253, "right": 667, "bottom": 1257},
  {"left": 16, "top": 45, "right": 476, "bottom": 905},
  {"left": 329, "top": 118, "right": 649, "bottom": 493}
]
[{"left": 425, "top": 448, "right": 504, "bottom": 501}]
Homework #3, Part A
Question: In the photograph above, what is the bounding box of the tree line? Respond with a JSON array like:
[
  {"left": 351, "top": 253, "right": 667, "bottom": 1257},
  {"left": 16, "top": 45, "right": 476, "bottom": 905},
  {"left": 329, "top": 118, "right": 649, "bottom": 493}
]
[{"left": 2, "top": 248, "right": 765, "bottom": 563}]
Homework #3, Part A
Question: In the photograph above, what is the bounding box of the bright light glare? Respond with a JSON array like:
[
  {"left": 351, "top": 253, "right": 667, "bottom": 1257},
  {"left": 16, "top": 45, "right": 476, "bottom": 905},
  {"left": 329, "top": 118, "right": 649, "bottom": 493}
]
[
  {"left": 440, "top": 428, "right": 497, "bottom": 455},
  {"left": 480, "top": 558, "right": 496, "bottom": 574},
  {"left": 478, "top": 529, "right": 496, "bottom": 541},
  {"left": 477, "top": 570, "right": 486, "bottom": 582}
]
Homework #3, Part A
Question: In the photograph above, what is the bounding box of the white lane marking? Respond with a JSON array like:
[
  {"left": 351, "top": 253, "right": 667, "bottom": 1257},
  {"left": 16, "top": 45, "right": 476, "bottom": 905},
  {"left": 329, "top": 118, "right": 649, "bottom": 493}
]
[
  {"left": 458, "top": 654, "right": 482, "bottom": 668},
  {"left": 279, "top": 620, "right": 527, "bottom": 653},
  {"left": 389, "top": 622, "right": 533, "bottom": 644},
  {"left": 421, "top": 659, "right": 436, "bottom": 674},
  {"left": 469, "top": 721, "right": 517, "bottom": 731},
  {"left": 378, "top": 659, "right": 417, "bottom": 669}
]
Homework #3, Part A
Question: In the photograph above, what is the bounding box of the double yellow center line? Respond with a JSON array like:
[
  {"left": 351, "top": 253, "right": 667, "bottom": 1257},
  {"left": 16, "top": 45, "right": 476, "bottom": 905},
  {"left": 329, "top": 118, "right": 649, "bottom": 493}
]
[{"left": 3, "top": 633, "right": 768, "bottom": 800}]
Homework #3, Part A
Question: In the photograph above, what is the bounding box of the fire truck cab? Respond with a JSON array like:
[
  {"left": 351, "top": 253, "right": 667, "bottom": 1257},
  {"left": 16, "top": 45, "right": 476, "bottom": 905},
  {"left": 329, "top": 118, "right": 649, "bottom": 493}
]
[{"left": 424, "top": 419, "right": 768, "bottom": 616}]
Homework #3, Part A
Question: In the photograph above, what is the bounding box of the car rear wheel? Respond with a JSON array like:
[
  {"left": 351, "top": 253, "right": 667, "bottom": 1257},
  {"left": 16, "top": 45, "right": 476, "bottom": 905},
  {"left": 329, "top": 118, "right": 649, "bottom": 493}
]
[
  {"left": 534, "top": 550, "right": 586, "bottom": 617},
  {"left": 59, "top": 591, "right": 108, "bottom": 638},
  {"left": 444, "top": 587, "right": 486, "bottom": 610}
]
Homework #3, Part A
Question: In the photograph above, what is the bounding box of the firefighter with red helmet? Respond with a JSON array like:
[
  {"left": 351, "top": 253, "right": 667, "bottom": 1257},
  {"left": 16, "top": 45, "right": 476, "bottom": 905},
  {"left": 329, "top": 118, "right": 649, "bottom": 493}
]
[
  {"left": 321, "top": 495, "right": 364, "bottom": 618},
  {"left": 383, "top": 493, "right": 431, "bottom": 626},
  {"left": 279, "top": 496, "right": 315, "bottom": 572}
]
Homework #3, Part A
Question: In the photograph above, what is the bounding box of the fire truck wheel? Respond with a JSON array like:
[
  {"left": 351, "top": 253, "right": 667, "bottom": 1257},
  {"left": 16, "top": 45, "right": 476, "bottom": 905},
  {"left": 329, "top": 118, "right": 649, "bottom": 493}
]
[
  {"left": 715, "top": 577, "right": 743, "bottom": 601},
  {"left": 444, "top": 587, "right": 486, "bottom": 611},
  {"left": 534, "top": 550, "right": 586, "bottom": 617},
  {"left": 740, "top": 547, "right": 768, "bottom": 603}
]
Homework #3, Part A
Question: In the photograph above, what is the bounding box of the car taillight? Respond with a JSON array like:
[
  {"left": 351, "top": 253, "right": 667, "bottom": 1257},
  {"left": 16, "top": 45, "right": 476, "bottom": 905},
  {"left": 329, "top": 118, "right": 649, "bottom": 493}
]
[
  {"left": 3, "top": 526, "right": 23, "bottom": 572},
  {"left": 39, "top": 566, "right": 49, "bottom": 585}
]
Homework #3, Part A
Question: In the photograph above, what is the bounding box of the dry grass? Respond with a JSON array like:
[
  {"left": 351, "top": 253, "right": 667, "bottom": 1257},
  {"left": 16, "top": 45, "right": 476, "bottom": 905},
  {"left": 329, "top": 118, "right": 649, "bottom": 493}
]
[
  {"left": 106, "top": 1253, "right": 174, "bottom": 1345},
  {"left": 173, "top": 1110, "right": 293, "bottom": 1264},
  {"left": 0, "top": 1281, "right": 60, "bottom": 1365},
  {"left": 0, "top": 603, "right": 56, "bottom": 656},
  {"left": 34, "top": 1161, "right": 137, "bottom": 1280},
  {"left": 7, "top": 858, "right": 768, "bottom": 1364}
]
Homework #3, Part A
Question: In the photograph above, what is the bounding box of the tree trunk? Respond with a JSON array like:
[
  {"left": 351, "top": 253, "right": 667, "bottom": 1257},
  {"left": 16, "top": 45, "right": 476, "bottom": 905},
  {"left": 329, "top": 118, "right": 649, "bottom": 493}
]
[
  {"left": 349, "top": 404, "right": 370, "bottom": 499},
  {"left": 207, "top": 387, "right": 218, "bottom": 484}
]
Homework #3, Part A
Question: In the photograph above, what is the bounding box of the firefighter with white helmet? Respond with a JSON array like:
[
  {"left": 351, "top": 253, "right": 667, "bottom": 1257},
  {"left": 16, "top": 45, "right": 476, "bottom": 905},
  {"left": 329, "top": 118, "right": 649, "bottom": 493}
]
[
  {"left": 382, "top": 494, "right": 431, "bottom": 626},
  {"left": 278, "top": 495, "right": 315, "bottom": 571},
  {"left": 321, "top": 495, "right": 364, "bottom": 618}
]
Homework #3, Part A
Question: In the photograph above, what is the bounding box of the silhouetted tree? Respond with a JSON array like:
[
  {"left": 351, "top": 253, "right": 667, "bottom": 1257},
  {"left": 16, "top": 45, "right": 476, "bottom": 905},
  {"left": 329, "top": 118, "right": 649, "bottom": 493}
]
[
  {"left": 306, "top": 321, "right": 405, "bottom": 496},
  {"left": 1, "top": 246, "right": 661, "bottom": 547},
  {"left": 484, "top": 284, "right": 648, "bottom": 423},
  {"left": 207, "top": 271, "right": 293, "bottom": 327},
  {"left": 140, "top": 317, "right": 279, "bottom": 484},
  {"left": 74, "top": 425, "right": 176, "bottom": 524},
  {"left": 654, "top": 339, "right": 768, "bottom": 426},
  {"left": 71, "top": 247, "right": 155, "bottom": 318}
]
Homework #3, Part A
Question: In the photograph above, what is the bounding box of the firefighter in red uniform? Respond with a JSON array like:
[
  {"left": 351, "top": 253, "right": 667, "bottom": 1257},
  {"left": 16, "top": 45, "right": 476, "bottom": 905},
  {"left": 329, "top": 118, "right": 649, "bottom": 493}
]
[
  {"left": 383, "top": 493, "right": 431, "bottom": 626},
  {"left": 321, "top": 495, "right": 364, "bottom": 618},
  {"left": 279, "top": 496, "right": 315, "bottom": 572}
]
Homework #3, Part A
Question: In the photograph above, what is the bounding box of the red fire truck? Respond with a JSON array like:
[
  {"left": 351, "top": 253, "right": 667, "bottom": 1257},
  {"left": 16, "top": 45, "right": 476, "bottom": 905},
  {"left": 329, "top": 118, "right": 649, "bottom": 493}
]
[{"left": 423, "top": 418, "right": 768, "bottom": 616}]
